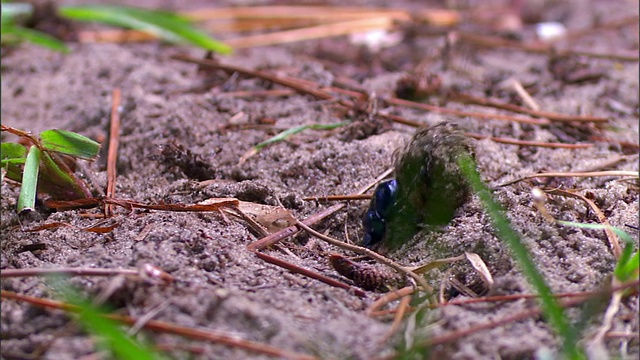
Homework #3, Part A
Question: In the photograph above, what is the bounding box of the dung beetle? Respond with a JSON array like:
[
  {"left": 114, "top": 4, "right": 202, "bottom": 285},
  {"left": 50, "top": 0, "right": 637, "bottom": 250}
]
[{"left": 362, "top": 179, "right": 398, "bottom": 248}]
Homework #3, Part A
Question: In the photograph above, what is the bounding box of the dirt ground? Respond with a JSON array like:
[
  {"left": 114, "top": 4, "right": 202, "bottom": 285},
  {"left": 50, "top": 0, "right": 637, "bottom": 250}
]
[{"left": 1, "top": 1, "right": 639, "bottom": 359}]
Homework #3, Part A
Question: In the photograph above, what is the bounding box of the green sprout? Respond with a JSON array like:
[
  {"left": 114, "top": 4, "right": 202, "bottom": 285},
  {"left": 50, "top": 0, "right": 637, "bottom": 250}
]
[
  {"left": 50, "top": 277, "right": 158, "bottom": 360},
  {"left": 557, "top": 221, "right": 639, "bottom": 283},
  {"left": 1, "top": 125, "right": 100, "bottom": 213},
  {"left": 1, "top": 2, "right": 70, "bottom": 52},
  {"left": 457, "top": 153, "right": 584, "bottom": 360},
  {"left": 240, "top": 121, "right": 350, "bottom": 162},
  {"left": 1, "top": 2, "right": 231, "bottom": 53}
]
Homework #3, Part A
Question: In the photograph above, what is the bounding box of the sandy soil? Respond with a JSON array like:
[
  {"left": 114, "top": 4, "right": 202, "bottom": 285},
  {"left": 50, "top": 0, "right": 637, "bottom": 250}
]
[{"left": 1, "top": 1, "right": 638, "bottom": 359}]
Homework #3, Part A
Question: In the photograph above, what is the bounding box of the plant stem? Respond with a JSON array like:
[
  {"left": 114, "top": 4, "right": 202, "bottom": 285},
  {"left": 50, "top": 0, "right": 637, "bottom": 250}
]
[{"left": 457, "top": 153, "right": 583, "bottom": 360}]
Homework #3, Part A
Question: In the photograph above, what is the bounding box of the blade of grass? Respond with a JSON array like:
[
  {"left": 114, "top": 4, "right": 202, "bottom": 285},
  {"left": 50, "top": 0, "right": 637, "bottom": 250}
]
[
  {"left": 556, "top": 221, "right": 635, "bottom": 245},
  {"left": 457, "top": 153, "right": 583, "bottom": 359},
  {"left": 257, "top": 121, "right": 350, "bottom": 150},
  {"left": 37, "top": 150, "right": 92, "bottom": 199},
  {"left": 1, "top": 142, "right": 27, "bottom": 183},
  {"left": 1, "top": 25, "right": 70, "bottom": 52},
  {"left": 240, "top": 121, "right": 349, "bottom": 162},
  {"left": 53, "top": 278, "right": 157, "bottom": 360},
  {"left": 1, "top": 142, "right": 27, "bottom": 162},
  {"left": 58, "top": 5, "right": 232, "bottom": 53},
  {"left": 17, "top": 146, "right": 41, "bottom": 213},
  {"left": 40, "top": 129, "right": 100, "bottom": 160}
]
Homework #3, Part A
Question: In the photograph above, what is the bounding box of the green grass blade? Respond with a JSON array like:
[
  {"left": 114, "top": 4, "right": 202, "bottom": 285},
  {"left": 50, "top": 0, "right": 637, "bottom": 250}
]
[
  {"left": 0, "top": 24, "right": 70, "bottom": 52},
  {"left": 556, "top": 221, "right": 638, "bottom": 282},
  {"left": 254, "top": 121, "right": 350, "bottom": 151},
  {"left": 1, "top": 142, "right": 27, "bottom": 163},
  {"left": 52, "top": 279, "right": 157, "bottom": 360},
  {"left": 457, "top": 153, "right": 583, "bottom": 360},
  {"left": 40, "top": 129, "right": 100, "bottom": 160},
  {"left": 17, "top": 145, "right": 41, "bottom": 213},
  {"left": 1, "top": 142, "right": 27, "bottom": 182},
  {"left": 37, "top": 150, "right": 91, "bottom": 199},
  {"left": 556, "top": 220, "right": 635, "bottom": 243},
  {"left": 58, "top": 5, "right": 232, "bottom": 53}
]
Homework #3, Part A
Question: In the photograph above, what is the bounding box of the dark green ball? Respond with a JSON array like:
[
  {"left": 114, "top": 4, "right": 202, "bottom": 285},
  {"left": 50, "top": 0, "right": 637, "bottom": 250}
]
[{"left": 385, "top": 122, "right": 475, "bottom": 249}]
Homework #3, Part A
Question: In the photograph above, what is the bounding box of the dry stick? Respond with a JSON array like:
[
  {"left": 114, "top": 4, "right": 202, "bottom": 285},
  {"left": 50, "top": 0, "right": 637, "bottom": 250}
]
[
  {"left": 105, "top": 88, "right": 121, "bottom": 217},
  {"left": 171, "top": 54, "right": 335, "bottom": 101},
  {"left": 295, "top": 220, "right": 433, "bottom": 294},
  {"left": 176, "top": 56, "right": 599, "bottom": 150},
  {"left": 370, "top": 280, "right": 640, "bottom": 322},
  {"left": 218, "top": 89, "right": 297, "bottom": 98},
  {"left": 254, "top": 251, "right": 366, "bottom": 297},
  {"left": 547, "top": 188, "right": 623, "bottom": 259},
  {"left": 509, "top": 79, "right": 540, "bottom": 111},
  {"left": 226, "top": 16, "right": 396, "bottom": 49},
  {"left": 173, "top": 55, "right": 604, "bottom": 149},
  {"left": 0, "top": 290, "right": 318, "bottom": 360},
  {"left": 78, "top": 18, "right": 320, "bottom": 44},
  {"left": 386, "top": 97, "right": 551, "bottom": 125},
  {"left": 465, "top": 133, "right": 593, "bottom": 149},
  {"left": 216, "top": 92, "right": 595, "bottom": 150},
  {"left": 184, "top": 6, "right": 457, "bottom": 26},
  {"left": 457, "top": 31, "right": 640, "bottom": 62},
  {"left": 0, "top": 265, "right": 175, "bottom": 284},
  {"left": 449, "top": 92, "right": 608, "bottom": 123},
  {"left": 369, "top": 280, "right": 640, "bottom": 316},
  {"left": 367, "top": 286, "right": 415, "bottom": 316},
  {"left": 79, "top": 6, "right": 459, "bottom": 45},
  {"left": 549, "top": 15, "right": 640, "bottom": 44},
  {"left": 182, "top": 6, "right": 411, "bottom": 21},
  {"left": 172, "top": 55, "right": 556, "bottom": 128},
  {"left": 302, "top": 194, "right": 371, "bottom": 202},
  {"left": 420, "top": 279, "right": 640, "bottom": 349},
  {"left": 499, "top": 170, "right": 639, "bottom": 187},
  {"left": 0, "top": 267, "right": 137, "bottom": 278},
  {"left": 379, "top": 294, "right": 412, "bottom": 343}
]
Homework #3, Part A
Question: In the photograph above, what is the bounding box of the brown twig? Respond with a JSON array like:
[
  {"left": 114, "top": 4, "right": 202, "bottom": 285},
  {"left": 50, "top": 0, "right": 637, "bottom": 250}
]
[
  {"left": 302, "top": 194, "right": 371, "bottom": 202},
  {"left": 546, "top": 188, "right": 623, "bottom": 258},
  {"left": 45, "top": 196, "right": 239, "bottom": 213},
  {"left": 550, "top": 15, "right": 640, "bottom": 44},
  {"left": 0, "top": 264, "right": 174, "bottom": 284},
  {"left": 25, "top": 219, "right": 118, "bottom": 233},
  {"left": 105, "top": 88, "right": 121, "bottom": 217},
  {"left": 367, "top": 286, "right": 415, "bottom": 316},
  {"left": 499, "top": 170, "right": 639, "bottom": 187},
  {"left": 378, "top": 294, "right": 411, "bottom": 343},
  {"left": 450, "top": 92, "right": 608, "bottom": 123},
  {"left": 226, "top": 17, "right": 396, "bottom": 49},
  {"left": 421, "top": 280, "right": 640, "bottom": 348},
  {"left": 0, "top": 267, "right": 136, "bottom": 278},
  {"left": 457, "top": 31, "right": 640, "bottom": 62},
  {"left": 386, "top": 97, "right": 551, "bottom": 125},
  {"left": 0, "top": 290, "right": 318, "bottom": 360},
  {"left": 171, "top": 55, "right": 336, "bottom": 101},
  {"left": 254, "top": 251, "right": 366, "bottom": 297},
  {"left": 369, "top": 280, "right": 640, "bottom": 316},
  {"left": 182, "top": 6, "right": 412, "bottom": 22},
  {"left": 465, "top": 132, "right": 593, "bottom": 149},
  {"left": 173, "top": 55, "right": 567, "bottom": 130}
]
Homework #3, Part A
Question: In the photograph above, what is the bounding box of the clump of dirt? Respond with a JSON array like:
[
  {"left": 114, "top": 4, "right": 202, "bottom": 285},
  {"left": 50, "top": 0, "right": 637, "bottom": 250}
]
[{"left": 1, "top": 1, "right": 638, "bottom": 359}]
